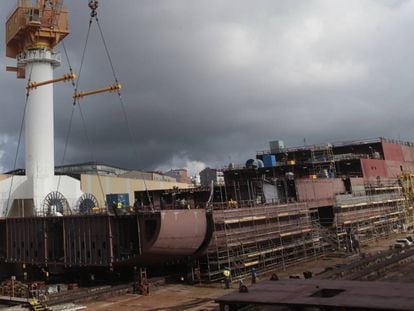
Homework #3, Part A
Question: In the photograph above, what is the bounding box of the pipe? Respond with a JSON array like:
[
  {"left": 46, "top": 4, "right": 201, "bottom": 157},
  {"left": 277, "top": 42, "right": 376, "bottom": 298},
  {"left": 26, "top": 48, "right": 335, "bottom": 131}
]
[
  {"left": 26, "top": 73, "right": 76, "bottom": 90},
  {"left": 73, "top": 82, "right": 122, "bottom": 99}
]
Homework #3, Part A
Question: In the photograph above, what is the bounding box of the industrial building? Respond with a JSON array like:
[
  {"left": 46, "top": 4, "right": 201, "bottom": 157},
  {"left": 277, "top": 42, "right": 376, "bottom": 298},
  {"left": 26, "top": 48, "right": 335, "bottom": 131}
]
[
  {"left": 2, "top": 163, "right": 192, "bottom": 216},
  {"left": 164, "top": 169, "right": 191, "bottom": 184}
]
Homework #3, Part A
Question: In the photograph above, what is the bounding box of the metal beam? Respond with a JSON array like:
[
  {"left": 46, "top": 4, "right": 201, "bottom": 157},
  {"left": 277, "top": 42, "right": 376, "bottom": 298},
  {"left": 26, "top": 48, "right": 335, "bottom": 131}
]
[
  {"left": 73, "top": 83, "right": 122, "bottom": 100},
  {"left": 26, "top": 73, "right": 76, "bottom": 90}
]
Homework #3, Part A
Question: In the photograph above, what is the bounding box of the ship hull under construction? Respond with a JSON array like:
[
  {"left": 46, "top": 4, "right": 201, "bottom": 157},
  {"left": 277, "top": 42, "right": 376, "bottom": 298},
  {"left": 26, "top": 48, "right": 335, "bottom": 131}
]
[{"left": 0, "top": 210, "right": 213, "bottom": 269}]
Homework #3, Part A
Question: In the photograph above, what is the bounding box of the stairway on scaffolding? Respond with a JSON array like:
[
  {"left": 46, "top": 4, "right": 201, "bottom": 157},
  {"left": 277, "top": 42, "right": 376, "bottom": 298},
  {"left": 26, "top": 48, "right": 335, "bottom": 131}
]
[{"left": 312, "top": 220, "right": 341, "bottom": 253}]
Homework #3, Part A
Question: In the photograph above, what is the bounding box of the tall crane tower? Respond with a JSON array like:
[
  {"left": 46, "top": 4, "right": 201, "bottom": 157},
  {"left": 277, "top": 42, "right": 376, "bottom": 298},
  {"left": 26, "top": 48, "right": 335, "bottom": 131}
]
[{"left": 3, "top": 0, "right": 82, "bottom": 216}]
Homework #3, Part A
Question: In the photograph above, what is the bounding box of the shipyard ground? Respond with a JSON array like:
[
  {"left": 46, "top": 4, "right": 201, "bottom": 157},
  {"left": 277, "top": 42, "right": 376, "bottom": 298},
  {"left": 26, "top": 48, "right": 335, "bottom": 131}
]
[
  {"left": 79, "top": 233, "right": 413, "bottom": 311},
  {"left": 1, "top": 233, "right": 411, "bottom": 310}
]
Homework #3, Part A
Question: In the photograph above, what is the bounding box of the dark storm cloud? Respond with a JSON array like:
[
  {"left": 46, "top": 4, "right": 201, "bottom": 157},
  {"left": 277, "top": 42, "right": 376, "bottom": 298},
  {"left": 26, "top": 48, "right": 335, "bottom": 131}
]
[{"left": 2, "top": 0, "right": 414, "bottom": 174}]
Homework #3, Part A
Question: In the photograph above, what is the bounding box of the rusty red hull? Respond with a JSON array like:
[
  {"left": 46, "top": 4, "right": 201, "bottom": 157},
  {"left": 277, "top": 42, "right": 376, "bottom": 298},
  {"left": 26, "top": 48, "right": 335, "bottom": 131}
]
[{"left": 0, "top": 209, "right": 213, "bottom": 268}]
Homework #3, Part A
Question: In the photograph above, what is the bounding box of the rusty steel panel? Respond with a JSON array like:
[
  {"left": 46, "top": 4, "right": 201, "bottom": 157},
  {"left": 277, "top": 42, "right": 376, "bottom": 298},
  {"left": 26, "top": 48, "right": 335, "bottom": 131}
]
[
  {"left": 0, "top": 211, "right": 210, "bottom": 268},
  {"left": 296, "top": 178, "right": 345, "bottom": 202},
  {"left": 401, "top": 145, "right": 414, "bottom": 162},
  {"left": 384, "top": 160, "right": 414, "bottom": 178},
  {"left": 360, "top": 159, "right": 388, "bottom": 178},
  {"left": 385, "top": 160, "right": 404, "bottom": 178},
  {"left": 6, "top": 218, "right": 46, "bottom": 265},
  {"left": 3, "top": 215, "right": 115, "bottom": 267},
  {"left": 64, "top": 216, "right": 111, "bottom": 267},
  {"left": 217, "top": 279, "right": 414, "bottom": 310},
  {"left": 382, "top": 142, "right": 404, "bottom": 161},
  {"left": 111, "top": 216, "right": 140, "bottom": 264},
  {"left": 146, "top": 210, "right": 207, "bottom": 256},
  {"left": 350, "top": 177, "right": 364, "bottom": 186}
]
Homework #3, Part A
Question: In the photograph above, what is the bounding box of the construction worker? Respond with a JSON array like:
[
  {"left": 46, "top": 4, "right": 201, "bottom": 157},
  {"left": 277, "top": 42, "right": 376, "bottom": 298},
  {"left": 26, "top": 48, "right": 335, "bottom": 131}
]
[
  {"left": 223, "top": 267, "right": 231, "bottom": 289},
  {"left": 41, "top": 268, "right": 49, "bottom": 282},
  {"left": 228, "top": 198, "right": 237, "bottom": 208},
  {"left": 239, "top": 279, "right": 248, "bottom": 292},
  {"left": 111, "top": 201, "right": 118, "bottom": 216},
  {"left": 117, "top": 200, "right": 124, "bottom": 215},
  {"left": 133, "top": 199, "right": 140, "bottom": 212},
  {"left": 251, "top": 267, "right": 257, "bottom": 284},
  {"left": 117, "top": 200, "right": 123, "bottom": 209},
  {"left": 352, "top": 233, "right": 361, "bottom": 254}
]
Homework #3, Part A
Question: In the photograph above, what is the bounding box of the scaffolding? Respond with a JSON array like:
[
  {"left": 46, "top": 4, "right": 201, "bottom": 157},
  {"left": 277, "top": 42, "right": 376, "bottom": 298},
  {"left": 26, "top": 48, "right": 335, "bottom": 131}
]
[
  {"left": 399, "top": 173, "right": 414, "bottom": 230},
  {"left": 333, "top": 180, "right": 405, "bottom": 250},
  {"left": 199, "top": 202, "right": 324, "bottom": 282},
  {"left": 309, "top": 144, "right": 336, "bottom": 177}
]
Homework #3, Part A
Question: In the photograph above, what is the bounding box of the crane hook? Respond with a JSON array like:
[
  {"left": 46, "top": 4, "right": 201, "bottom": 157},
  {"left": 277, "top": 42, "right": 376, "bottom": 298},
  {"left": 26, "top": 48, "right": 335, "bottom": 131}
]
[{"left": 88, "top": 0, "right": 99, "bottom": 17}]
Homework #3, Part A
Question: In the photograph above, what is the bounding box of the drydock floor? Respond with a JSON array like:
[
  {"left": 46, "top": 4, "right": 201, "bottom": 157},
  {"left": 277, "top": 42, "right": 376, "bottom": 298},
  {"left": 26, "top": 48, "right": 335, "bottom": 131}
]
[{"left": 82, "top": 233, "right": 414, "bottom": 311}]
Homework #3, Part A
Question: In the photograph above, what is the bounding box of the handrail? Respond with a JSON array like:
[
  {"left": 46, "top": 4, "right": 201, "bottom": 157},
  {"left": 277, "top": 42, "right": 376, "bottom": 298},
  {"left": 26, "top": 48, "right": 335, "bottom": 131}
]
[{"left": 257, "top": 137, "right": 414, "bottom": 156}]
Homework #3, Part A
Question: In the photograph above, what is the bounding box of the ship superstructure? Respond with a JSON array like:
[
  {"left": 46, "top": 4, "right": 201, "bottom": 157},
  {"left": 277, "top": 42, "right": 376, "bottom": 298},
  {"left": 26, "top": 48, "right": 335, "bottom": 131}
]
[
  {"left": 135, "top": 137, "right": 414, "bottom": 282},
  {"left": 193, "top": 137, "right": 412, "bottom": 281}
]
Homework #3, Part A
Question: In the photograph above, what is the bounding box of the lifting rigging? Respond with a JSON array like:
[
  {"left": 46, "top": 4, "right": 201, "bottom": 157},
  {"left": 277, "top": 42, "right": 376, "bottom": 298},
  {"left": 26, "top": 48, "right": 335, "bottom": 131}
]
[
  {"left": 0, "top": 0, "right": 214, "bottom": 279},
  {"left": 5, "top": 0, "right": 153, "bottom": 214}
]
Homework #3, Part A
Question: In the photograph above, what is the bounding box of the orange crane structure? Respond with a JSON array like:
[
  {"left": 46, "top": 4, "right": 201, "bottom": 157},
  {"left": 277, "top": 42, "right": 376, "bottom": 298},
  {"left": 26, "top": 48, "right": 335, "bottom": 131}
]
[{"left": 6, "top": 0, "right": 68, "bottom": 79}]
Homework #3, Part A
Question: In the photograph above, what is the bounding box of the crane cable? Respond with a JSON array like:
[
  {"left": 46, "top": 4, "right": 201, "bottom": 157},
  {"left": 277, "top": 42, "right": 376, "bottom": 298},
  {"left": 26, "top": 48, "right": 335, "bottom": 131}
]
[
  {"left": 94, "top": 14, "right": 155, "bottom": 211},
  {"left": 59, "top": 1, "right": 154, "bottom": 212},
  {"left": 4, "top": 65, "right": 34, "bottom": 216},
  {"left": 55, "top": 37, "right": 76, "bottom": 193},
  {"left": 56, "top": 14, "right": 107, "bottom": 210}
]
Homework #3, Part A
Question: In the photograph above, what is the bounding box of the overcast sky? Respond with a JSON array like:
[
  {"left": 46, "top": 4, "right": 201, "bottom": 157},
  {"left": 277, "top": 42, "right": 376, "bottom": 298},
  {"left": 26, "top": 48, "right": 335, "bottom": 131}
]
[{"left": 1, "top": 0, "right": 414, "bottom": 175}]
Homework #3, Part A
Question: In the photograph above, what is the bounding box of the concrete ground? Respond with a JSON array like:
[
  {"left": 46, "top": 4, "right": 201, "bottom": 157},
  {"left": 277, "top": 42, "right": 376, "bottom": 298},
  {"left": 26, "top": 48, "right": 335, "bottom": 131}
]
[
  {"left": 84, "top": 285, "right": 225, "bottom": 311},
  {"left": 84, "top": 233, "right": 411, "bottom": 311}
]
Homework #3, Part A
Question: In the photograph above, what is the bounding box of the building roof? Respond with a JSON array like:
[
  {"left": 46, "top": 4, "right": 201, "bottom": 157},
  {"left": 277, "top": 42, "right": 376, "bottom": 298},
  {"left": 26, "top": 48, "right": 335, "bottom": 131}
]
[{"left": 5, "top": 162, "right": 134, "bottom": 176}]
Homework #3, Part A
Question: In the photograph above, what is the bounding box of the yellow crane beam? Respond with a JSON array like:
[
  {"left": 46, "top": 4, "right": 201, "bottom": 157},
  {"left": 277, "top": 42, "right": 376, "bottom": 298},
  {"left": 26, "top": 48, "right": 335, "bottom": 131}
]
[
  {"left": 73, "top": 83, "right": 122, "bottom": 100},
  {"left": 26, "top": 73, "right": 76, "bottom": 90}
]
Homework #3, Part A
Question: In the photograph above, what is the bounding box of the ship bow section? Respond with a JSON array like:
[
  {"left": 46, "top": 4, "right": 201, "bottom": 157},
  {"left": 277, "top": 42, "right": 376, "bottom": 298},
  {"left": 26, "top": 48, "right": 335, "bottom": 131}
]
[{"left": 140, "top": 209, "right": 212, "bottom": 264}]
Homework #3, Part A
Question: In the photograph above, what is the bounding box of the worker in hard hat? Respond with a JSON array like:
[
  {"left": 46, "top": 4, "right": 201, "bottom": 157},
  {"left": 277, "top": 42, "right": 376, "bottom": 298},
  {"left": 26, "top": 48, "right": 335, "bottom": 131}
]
[
  {"left": 223, "top": 267, "right": 231, "bottom": 289},
  {"left": 117, "top": 200, "right": 124, "bottom": 215}
]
